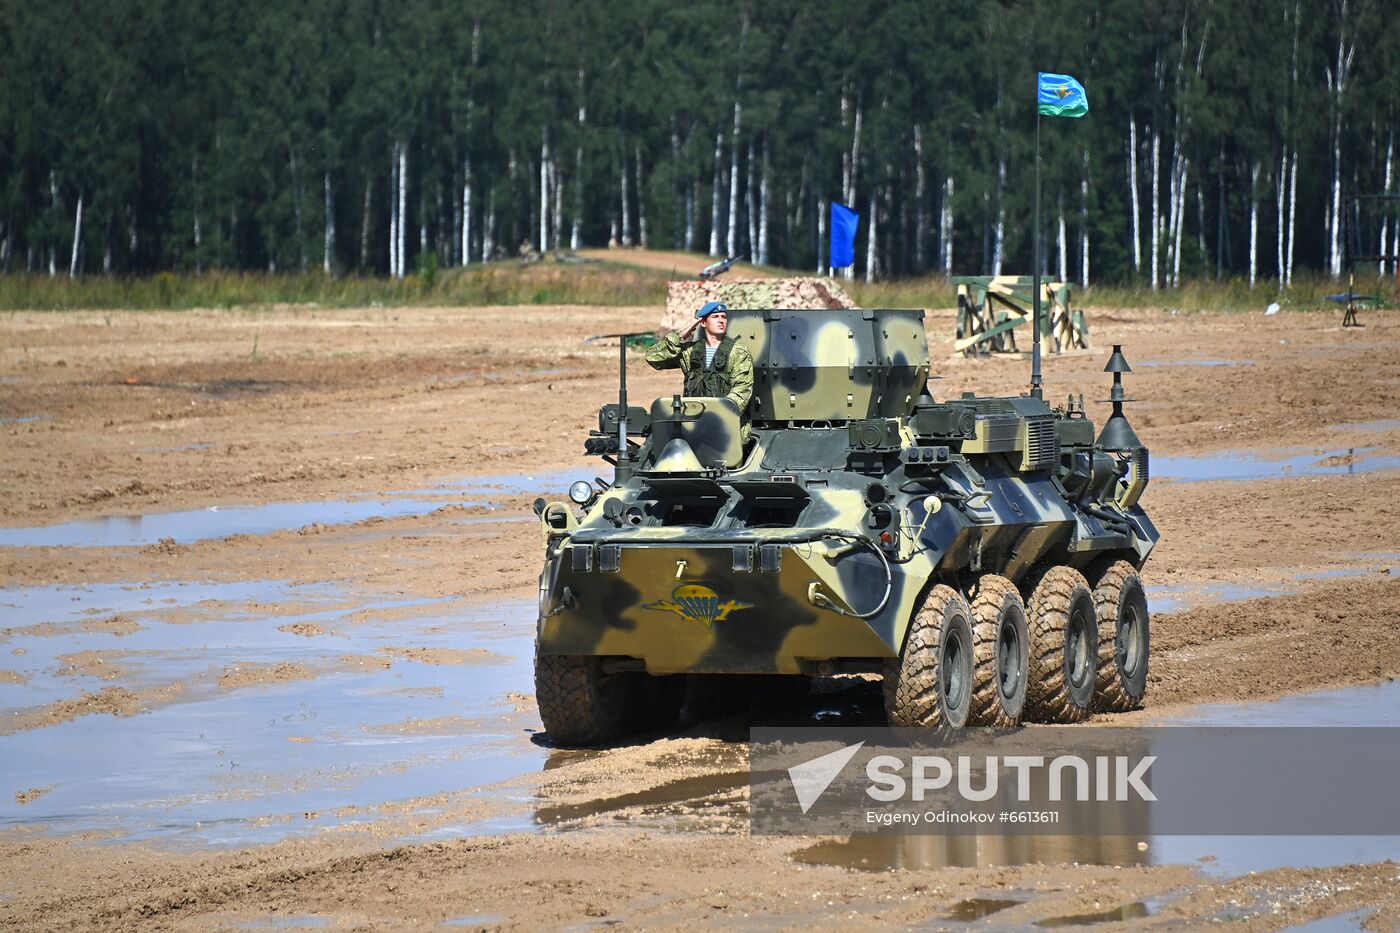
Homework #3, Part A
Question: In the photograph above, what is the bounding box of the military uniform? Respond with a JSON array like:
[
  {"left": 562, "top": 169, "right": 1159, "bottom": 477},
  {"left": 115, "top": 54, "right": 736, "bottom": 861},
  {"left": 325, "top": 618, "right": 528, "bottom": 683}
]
[{"left": 646, "top": 331, "right": 755, "bottom": 438}]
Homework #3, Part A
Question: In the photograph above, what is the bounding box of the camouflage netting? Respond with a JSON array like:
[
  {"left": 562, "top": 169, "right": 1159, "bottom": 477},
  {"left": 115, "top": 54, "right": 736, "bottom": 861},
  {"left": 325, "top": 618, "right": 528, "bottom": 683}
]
[{"left": 660, "top": 278, "right": 856, "bottom": 334}]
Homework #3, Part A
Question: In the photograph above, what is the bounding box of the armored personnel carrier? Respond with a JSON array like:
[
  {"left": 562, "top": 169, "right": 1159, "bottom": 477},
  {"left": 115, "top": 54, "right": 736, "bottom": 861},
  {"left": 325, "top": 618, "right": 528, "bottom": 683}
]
[{"left": 534, "top": 307, "right": 1156, "bottom": 746}]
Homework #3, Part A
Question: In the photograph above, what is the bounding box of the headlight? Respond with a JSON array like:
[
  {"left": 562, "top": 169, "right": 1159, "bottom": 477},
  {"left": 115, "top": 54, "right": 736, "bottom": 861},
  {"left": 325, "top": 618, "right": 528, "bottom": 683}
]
[{"left": 568, "top": 480, "right": 595, "bottom": 505}]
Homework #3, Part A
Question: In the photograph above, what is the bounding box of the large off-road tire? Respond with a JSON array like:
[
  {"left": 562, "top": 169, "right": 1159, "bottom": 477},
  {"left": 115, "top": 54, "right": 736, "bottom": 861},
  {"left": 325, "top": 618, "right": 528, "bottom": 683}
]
[
  {"left": 884, "top": 584, "right": 975, "bottom": 730},
  {"left": 967, "top": 574, "right": 1029, "bottom": 727},
  {"left": 534, "top": 651, "right": 637, "bottom": 747},
  {"left": 1023, "top": 567, "right": 1099, "bottom": 723},
  {"left": 1090, "top": 561, "right": 1150, "bottom": 712}
]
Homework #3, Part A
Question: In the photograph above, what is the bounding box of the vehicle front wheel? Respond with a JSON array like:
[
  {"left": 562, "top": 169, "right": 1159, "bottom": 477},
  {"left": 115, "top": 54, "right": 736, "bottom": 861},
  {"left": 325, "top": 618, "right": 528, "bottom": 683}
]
[
  {"left": 535, "top": 650, "right": 636, "bottom": 747},
  {"left": 1090, "top": 561, "right": 1150, "bottom": 712},
  {"left": 884, "top": 584, "right": 975, "bottom": 731}
]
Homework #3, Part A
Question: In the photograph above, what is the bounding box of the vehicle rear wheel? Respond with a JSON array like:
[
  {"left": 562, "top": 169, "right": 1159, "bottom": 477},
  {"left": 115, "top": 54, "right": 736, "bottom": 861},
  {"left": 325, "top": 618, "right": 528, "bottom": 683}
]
[
  {"left": 1023, "top": 567, "right": 1098, "bottom": 723},
  {"left": 1090, "top": 561, "right": 1150, "bottom": 711},
  {"left": 967, "top": 574, "right": 1029, "bottom": 727},
  {"left": 534, "top": 650, "right": 636, "bottom": 747},
  {"left": 884, "top": 584, "right": 975, "bottom": 730}
]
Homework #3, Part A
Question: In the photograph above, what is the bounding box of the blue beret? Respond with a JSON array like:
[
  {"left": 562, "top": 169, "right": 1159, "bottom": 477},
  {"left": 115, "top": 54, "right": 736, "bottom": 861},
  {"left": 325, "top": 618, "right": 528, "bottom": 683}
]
[{"left": 696, "top": 301, "right": 728, "bottom": 319}]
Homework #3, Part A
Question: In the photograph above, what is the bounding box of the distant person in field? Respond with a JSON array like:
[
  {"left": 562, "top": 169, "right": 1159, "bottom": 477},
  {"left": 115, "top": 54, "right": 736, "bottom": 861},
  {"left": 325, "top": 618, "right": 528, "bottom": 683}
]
[{"left": 645, "top": 300, "right": 754, "bottom": 439}]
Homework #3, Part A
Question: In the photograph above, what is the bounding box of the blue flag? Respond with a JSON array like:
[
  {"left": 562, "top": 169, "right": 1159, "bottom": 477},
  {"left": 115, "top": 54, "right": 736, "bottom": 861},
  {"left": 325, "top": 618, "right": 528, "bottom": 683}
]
[
  {"left": 830, "top": 202, "right": 859, "bottom": 269},
  {"left": 1038, "top": 73, "right": 1088, "bottom": 118}
]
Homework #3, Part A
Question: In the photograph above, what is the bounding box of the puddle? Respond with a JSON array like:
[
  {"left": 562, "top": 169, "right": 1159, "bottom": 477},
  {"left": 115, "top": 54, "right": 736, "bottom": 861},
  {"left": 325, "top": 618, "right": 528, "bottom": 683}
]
[
  {"left": 1157, "top": 679, "right": 1400, "bottom": 727},
  {"left": 1329, "top": 419, "right": 1400, "bottom": 433},
  {"left": 1147, "top": 681, "right": 1400, "bottom": 877},
  {"left": 234, "top": 916, "right": 329, "bottom": 929},
  {"left": 534, "top": 771, "right": 748, "bottom": 826},
  {"left": 1155, "top": 447, "right": 1400, "bottom": 483},
  {"left": 794, "top": 682, "right": 1400, "bottom": 877},
  {"left": 791, "top": 833, "right": 1152, "bottom": 871},
  {"left": 1036, "top": 902, "right": 1151, "bottom": 927},
  {"left": 0, "top": 415, "right": 46, "bottom": 425},
  {"left": 1136, "top": 359, "right": 1252, "bottom": 368},
  {"left": 0, "top": 585, "right": 544, "bottom": 847},
  {"left": 0, "top": 469, "right": 593, "bottom": 548},
  {"left": 945, "top": 897, "right": 1026, "bottom": 921},
  {"left": 1284, "top": 909, "right": 1375, "bottom": 931},
  {"left": 1146, "top": 581, "right": 1292, "bottom": 614},
  {"left": 443, "top": 915, "right": 506, "bottom": 927}
]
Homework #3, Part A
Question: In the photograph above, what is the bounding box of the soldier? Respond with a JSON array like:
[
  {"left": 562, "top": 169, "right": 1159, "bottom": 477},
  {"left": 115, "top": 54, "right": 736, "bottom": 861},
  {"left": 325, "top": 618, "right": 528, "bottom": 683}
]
[{"left": 645, "top": 300, "right": 754, "bottom": 438}]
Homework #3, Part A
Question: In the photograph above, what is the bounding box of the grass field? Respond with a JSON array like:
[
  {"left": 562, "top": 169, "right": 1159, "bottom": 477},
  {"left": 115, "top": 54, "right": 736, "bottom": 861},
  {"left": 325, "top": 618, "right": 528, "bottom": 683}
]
[{"left": 0, "top": 251, "right": 1390, "bottom": 313}]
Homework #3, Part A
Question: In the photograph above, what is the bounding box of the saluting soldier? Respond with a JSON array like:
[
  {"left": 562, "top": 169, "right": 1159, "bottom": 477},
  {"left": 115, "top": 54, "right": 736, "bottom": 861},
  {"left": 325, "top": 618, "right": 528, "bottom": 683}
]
[{"left": 645, "top": 301, "right": 754, "bottom": 439}]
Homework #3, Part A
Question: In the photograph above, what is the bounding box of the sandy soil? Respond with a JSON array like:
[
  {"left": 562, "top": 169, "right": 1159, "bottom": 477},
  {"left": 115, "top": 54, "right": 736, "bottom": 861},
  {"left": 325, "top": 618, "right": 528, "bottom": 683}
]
[{"left": 2, "top": 299, "right": 1399, "bottom": 930}]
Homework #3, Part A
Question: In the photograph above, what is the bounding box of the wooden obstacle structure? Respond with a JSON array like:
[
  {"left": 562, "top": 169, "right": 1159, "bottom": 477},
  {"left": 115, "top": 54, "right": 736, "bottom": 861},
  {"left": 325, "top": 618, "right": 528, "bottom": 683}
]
[{"left": 952, "top": 276, "right": 1089, "bottom": 356}]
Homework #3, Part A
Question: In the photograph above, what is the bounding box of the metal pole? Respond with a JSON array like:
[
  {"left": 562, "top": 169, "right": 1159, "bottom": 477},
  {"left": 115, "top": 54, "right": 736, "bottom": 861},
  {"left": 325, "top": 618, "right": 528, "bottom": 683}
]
[
  {"left": 617, "top": 335, "right": 630, "bottom": 479},
  {"left": 1031, "top": 77, "right": 1043, "bottom": 400}
]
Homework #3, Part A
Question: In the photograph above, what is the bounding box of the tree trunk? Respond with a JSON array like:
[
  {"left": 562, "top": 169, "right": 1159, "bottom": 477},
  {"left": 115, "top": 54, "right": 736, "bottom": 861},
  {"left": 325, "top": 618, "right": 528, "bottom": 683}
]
[
  {"left": 941, "top": 176, "right": 954, "bottom": 275},
  {"left": 1128, "top": 115, "right": 1141, "bottom": 273},
  {"left": 727, "top": 101, "right": 741, "bottom": 258},
  {"left": 686, "top": 180, "right": 696, "bottom": 252},
  {"left": 745, "top": 141, "right": 756, "bottom": 260},
  {"left": 462, "top": 158, "right": 472, "bottom": 265},
  {"left": 1080, "top": 149, "right": 1090, "bottom": 287},
  {"left": 1150, "top": 125, "right": 1160, "bottom": 289},
  {"left": 572, "top": 67, "right": 585, "bottom": 251},
  {"left": 1248, "top": 162, "right": 1260, "bottom": 287},
  {"left": 635, "top": 144, "right": 647, "bottom": 248},
  {"left": 553, "top": 157, "right": 564, "bottom": 252},
  {"left": 1380, "top": 129, "right": 1394, "bottom": 276},
  {"left": 992, "top": 155, "right": 1006, "bottom": 276},
  {"left": 540, "top": 133, "right": 550, "bottom": 252},
  {"left": 1326, "top": 0, "right": 1356, "bottom": 278},
  {"left": 389, "top": 147, "right": 399, "bottom": 277},
  {"left": 1056, "top": 207, "right": 1067, "bottom": 283},
  {"left": 710, "top": 133, "right": 723, "bottom": 256},
  {"left": 847, "top": 104, "right": 862, "bottom": 208},
  {"left": 398, "top": 143, "right": 408, "bottom": 277},
  {"left": 817, "top": 197, "right": 826, "bottom": 273},
  {"left": 482, "top": 192, "right": 495, "bottom": 262},
  {"left": 69, "top": 191, "right": 83, "bottom": 278},
  {"left": 323, "top": 170, "right": 335, "bottom": 276},
  {"left": 865, "top": 189, "right": 878, "bottom": 282},
  {"left": 758, "top": 140, "right": 770, "bottom": 266},
  {"left": 619, "top": 150, "right": 631, "bottom": 247},
  {"left": 1286, "top": 148, "right": 1297, "bottom": 285},
  {"left": 1173, "top": 158, "right": 1188, "bottom": 287},
  {"left": 913, "top": 126, "right": 927, "bottom": 272}
]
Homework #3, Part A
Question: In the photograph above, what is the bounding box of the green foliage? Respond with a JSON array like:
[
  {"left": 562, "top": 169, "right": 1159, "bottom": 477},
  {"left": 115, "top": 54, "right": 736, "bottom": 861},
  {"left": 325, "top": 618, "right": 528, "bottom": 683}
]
[{"left": 0, "top": 0, "right": 1397, "bottom": 287}]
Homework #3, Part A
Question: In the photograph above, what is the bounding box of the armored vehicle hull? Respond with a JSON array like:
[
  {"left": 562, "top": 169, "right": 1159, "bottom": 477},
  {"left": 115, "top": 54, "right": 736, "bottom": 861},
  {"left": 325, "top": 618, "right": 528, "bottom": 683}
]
[{"left": 535, "top": 307, "right": 1157, "bottom": 745}]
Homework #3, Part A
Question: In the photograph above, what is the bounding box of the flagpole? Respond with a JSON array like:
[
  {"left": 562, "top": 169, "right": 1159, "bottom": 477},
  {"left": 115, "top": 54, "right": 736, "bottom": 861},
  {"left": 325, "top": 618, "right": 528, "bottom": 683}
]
[{"left": 1031, "top": 74, "right": 1043, "bottom": 400}]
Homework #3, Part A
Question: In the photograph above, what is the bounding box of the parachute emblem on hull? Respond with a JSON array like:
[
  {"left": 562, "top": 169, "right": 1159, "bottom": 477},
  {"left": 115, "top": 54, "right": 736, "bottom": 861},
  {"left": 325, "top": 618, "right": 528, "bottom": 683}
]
[{"left": 644, "top": 584, "right": 753, "bottom": 628}]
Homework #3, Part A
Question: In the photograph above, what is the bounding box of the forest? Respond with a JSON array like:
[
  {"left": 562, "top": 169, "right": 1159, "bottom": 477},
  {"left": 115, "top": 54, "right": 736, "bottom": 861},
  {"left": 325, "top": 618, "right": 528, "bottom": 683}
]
[{"left": 3, "top": 0, "right": 1397, "bottom": 287}]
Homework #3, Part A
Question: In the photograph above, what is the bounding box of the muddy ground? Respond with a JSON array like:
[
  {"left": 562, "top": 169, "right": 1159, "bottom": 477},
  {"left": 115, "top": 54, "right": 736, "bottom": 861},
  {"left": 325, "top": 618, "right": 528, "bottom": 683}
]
[{"left": 1, "top": 293, "right": 1399, "bottom": 931}]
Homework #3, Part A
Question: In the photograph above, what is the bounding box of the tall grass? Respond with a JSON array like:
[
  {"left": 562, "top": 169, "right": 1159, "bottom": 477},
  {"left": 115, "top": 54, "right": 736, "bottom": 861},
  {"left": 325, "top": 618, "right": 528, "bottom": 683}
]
[
  {"left": 0, "top": 260, "right": 671, "bottom": 311},
  {"left": 2, "top": 256, "right": 1388, "bottom": 313}
]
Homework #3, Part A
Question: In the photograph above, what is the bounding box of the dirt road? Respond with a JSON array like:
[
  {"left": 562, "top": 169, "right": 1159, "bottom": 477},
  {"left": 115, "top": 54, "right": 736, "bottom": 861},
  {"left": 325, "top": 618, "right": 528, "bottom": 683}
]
[{"left": 2, "top": 301, "right": 1398, "bottom": 930}]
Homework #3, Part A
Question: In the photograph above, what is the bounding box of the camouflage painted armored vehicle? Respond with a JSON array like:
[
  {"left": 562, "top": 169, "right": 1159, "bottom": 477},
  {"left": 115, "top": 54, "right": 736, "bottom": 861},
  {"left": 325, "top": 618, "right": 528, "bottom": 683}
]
[{"left": 534, "top": 307, "right": 1156, "bottom": 745}]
